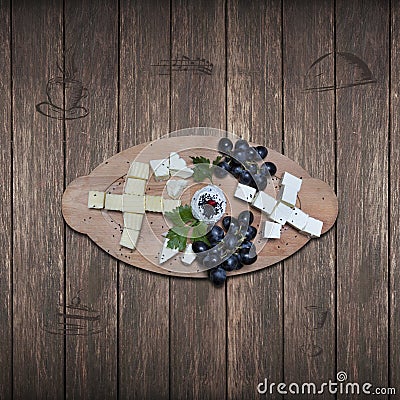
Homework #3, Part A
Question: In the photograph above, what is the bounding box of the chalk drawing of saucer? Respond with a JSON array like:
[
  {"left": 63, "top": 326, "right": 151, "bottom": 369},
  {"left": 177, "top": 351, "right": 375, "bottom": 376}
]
[{"left": 36, "top": 102, "right": 89, "bottom": 120}]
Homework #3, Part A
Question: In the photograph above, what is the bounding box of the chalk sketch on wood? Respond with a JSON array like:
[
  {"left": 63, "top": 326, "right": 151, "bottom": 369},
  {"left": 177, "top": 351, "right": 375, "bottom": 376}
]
[
  {"left": 304, "top": 51, "right": 376, "bottom": 92},
  {"left": 42, "top": 289, "right": 104, "bottom": 336},
  {"left": 151, "top": 54, "right": 213, "bottom": 75},
  {"left": 36, "top": 45, "right": 89, "bottom": 120}
]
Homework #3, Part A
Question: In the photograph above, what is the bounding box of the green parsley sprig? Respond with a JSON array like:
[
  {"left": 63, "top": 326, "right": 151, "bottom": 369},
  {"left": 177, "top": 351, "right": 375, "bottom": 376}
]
[
  {"left": 190, "top": 155, "right": 223, "bottom": 183},
  {"left": 164, "top": 205, "right": 210, "bottom": 251}
]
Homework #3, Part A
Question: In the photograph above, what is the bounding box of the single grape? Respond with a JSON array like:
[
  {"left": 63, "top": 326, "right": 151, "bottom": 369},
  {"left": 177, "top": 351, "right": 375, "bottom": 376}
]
[
  {"left": 239, "top": 240, "right": 253, "bottom": 250},
  {"left": 247, "top": 163, "right": 258, "bottom": 174},
  {"left": 233, "top": 150, "right": 247, "bottom": 163},
  {"left": 239, "top": 170, "right": 253, "bottom": 186},
  {"left": 239, "top": 247, "right": 258, "bottom": 265},
  {"left": 209, "top": 267, "right": 227, "bottom": 286},
  {"left": 222, "top": 254, "right": 240, "bottom": 271},
  {"left": 222, "top": 216, "right": 232, "bottom": 231},
  {"left": 207, "top": 225, "right": 225, "bottom": 243},
  {"left": 238, "top": 210, "right": 254, "bottom": 225},
  {"left": 218, "top": 138, "right": 233, "bottom": 154},
  {"left": 254, "top": 173, "right": 268, "bottom": 190},
  {"left": 255, "top": 145, "right": 268, "bottom": 159},
  {"left": 234, "top": 139, "right": 249, "bottom": 151},
  {"left": 246, "top": 147, "right": 258, "bottom": 161},
  {"left": 231, "top": 165, "right": 244, "bottom": 178},
  {"left": 192, "top": 241, "right": 210, "bottom": 253},
  {"left": 260, "top": 161, "right": 277, "bottom": 176},
  {"left": 245, "top": 226, "right": 257, "bottom": 241}
]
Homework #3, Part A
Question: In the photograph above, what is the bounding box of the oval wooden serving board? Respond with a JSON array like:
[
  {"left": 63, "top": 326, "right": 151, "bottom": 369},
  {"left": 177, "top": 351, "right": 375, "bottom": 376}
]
[{"left": 62, "top": 135, "right": 338, "bottom": 278}]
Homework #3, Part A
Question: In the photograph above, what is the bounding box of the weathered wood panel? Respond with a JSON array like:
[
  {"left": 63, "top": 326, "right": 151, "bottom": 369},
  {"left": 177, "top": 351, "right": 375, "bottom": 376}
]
[
  {"left": 169, "top": 0, "right": 227, "bottom": 398},
  {"left": 12, "top": 0, "right": 64, "bottom": 397},
  {"left": 336, "top": 0, "right": 389, "bottom": 389},
  {"left": 390, "top": 1, "right": 400, "bottom": 394},
  {"left": 283, "top": 0, "right": 336, "bottom": 395},
  {"left": 119, "top": 0, "right": 170, "bottom": 398},
  {"left": 226, "top": 0, "right": 283, "bottom": 398},
  {"left": 64, "top": 0, "right": 118, "bottom": 398},
  {"left": 0, "top": 0, "right": 12, "bottom": 398}
]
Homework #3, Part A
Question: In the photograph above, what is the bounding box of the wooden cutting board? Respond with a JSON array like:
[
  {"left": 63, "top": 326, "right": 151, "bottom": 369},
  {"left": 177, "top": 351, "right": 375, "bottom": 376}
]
[{"left": 62, "top": 135, "right": 338, "bottom": 278}]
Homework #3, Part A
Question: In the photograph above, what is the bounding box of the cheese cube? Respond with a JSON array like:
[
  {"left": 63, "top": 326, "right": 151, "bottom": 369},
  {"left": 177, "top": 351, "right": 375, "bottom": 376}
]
[
  {"left": 127, "top": 161, "right": 149, "bottom": 180},
  {"left": 301, "top": 217, "right": 323, "bottom": 238},
  {"left": 269, "top": 202, "right": 293, "bottom": 225},
  {"left": 159, "top": 238, "right": 179, "bottom": 264},
  {"left": 163, "top": 199, "right": 181, "bottom": 213},
  {"left": 170, "top": 167, "right": 193, "bottom": 179},
  {"left": 145, "top": 195, "right": 163, "bottom": 212},
  {"left": 287, "top": 207, "right": 309, "bottom": 230},
  {"left": 124, "top": 178, "right": 146, "bottom": 195},
  {"left": 263, "top": 221, "right": 281, "bottom": 239},
  {"left": 150, "top": 159, "right": 170, "bottom": 181},
  {"left": 120, "top": 228, "right": 139, "bottom": 250},
  {"left": 122, "top": 194, "right": 145, "bottom": 213},
  {"left": 252, "top": 191, "right": 277, "bottom": 215},
  {"left": 234, "top": 183, "right": 257, "bottom": 203},
  {"left": 181, "top": 244, "right": 197, "bottom": 265},
  {"left": 88, "top": 191, "right": 105, "bottom": 209},
  {"left": 105, "top": 193, "right": 123, "bottom": 211},
  {"left": 169, "top": 152, "right": 187, "bottom": 171},
  {"left": 277, "top": 185, "right": 298, "bottom": 207},
  {"left": 281, "top": 171, "right": 302, "bottom": 192},
  {"left": 166, "top": 179, "right": 187, "bottom": 199},
  {"left": 123, "top": 212, "right": 144, "bottom": 231}
]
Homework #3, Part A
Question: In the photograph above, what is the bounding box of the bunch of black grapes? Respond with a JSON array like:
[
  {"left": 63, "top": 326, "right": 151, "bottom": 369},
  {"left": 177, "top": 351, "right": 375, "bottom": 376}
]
[
  {"left": 191, "top": 210, "right": 258, "bottom": 286},
  {"left": 214, "top": 137, "right": 277, "bottom": 191}
]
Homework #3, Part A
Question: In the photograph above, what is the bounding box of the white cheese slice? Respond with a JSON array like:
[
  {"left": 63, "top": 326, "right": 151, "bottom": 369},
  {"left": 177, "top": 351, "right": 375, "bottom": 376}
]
[
  {"left": 105, "top": 193, "right": 123, "bottom": 211},
  {"left": 234, "top": 183, "right": 257, "bottom": 203},
  {"left": 127, "top": 161, "right": 149, "bottom": 180},
  {"left": 120, "top": 228, "right": 139, "bottom": 250},
  {"left": 123, "top": 212, "right": 144, "bottom": 231},
  {"left": 88, "top": 191, "right": 105, "bottom": 209},
  {"left": 252, "top": 191, "right": 277, "bottom": 215},
  {"left": 124, "top": 178, "right": 146, "bottom": 195},
  {"left": 181, "top": 243, "right": 197, "bottom": 265},
  {"left": 166, "top": 179, "right": 187, "bottom": 199},
  {"left": 122, "top": 194, "right": 145, "bottom": 214},
  {"left": 263, "top": 221, "right": 282, "bottom": 239},
  {"left": 269, "top": 202, "right": 293, "bottom": 225},
  {"left": 150, "top": 159, "right": 170, "bottom": 181},
  {"left": 163, "top": 198, "right": 181, "bottom": 213},
  {"left": 170, "top": 167, "right": 193, "bottom": 179},
  {"left": 169, "top": 152, "right": 187, "bottom": 171},
  {"left": 301, "top": 217, "right": 323, "bottom": 238},
  {"left": 281, "top": 171, "right": 302, "bottom": 192},
  {"left": 159, "top": 238, "right": 179, "bottom": 264},
  {"left": 287, "top": 207, "right": 309, "bottom": 230},
  {"left": 145, "top": 195, "right": 163, "bottom": 212},
  {"left": 277, "top": 184, "right": 298, "bottom": 207}
]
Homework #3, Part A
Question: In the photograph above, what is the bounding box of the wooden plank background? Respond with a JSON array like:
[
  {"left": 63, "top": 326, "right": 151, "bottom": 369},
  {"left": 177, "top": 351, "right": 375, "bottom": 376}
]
[{"left": 1, "top": 0, "right": 396, "bottom": 398}]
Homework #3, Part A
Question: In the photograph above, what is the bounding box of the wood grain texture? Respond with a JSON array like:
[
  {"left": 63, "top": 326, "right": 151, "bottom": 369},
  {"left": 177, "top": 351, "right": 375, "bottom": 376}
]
[
  {"left": 119, "top": 0, "right": 170, "bottom": 398},
  {"left": 169, "top": 0, "right": 227, "bottom": 398},
  {"left": 0, "top": 0, "right": 12, "bottom": 398},
  {"left": 283, "top": 0, "right": 336, "bottom": 394},
  {"left": 12, "top": 0, "right": 64, "bottom": 398},
  {"left": 390, "top": 1, "right": 400, "bottom": 393},
  {"left": 336, "top": 0, "right": 389, "bottom": 389},
  {"left": 226, "top": 1, "right": 283, "bottom": 398},
  {"left": 64, "top": 0, "right": 118, "bottom": 398}
]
